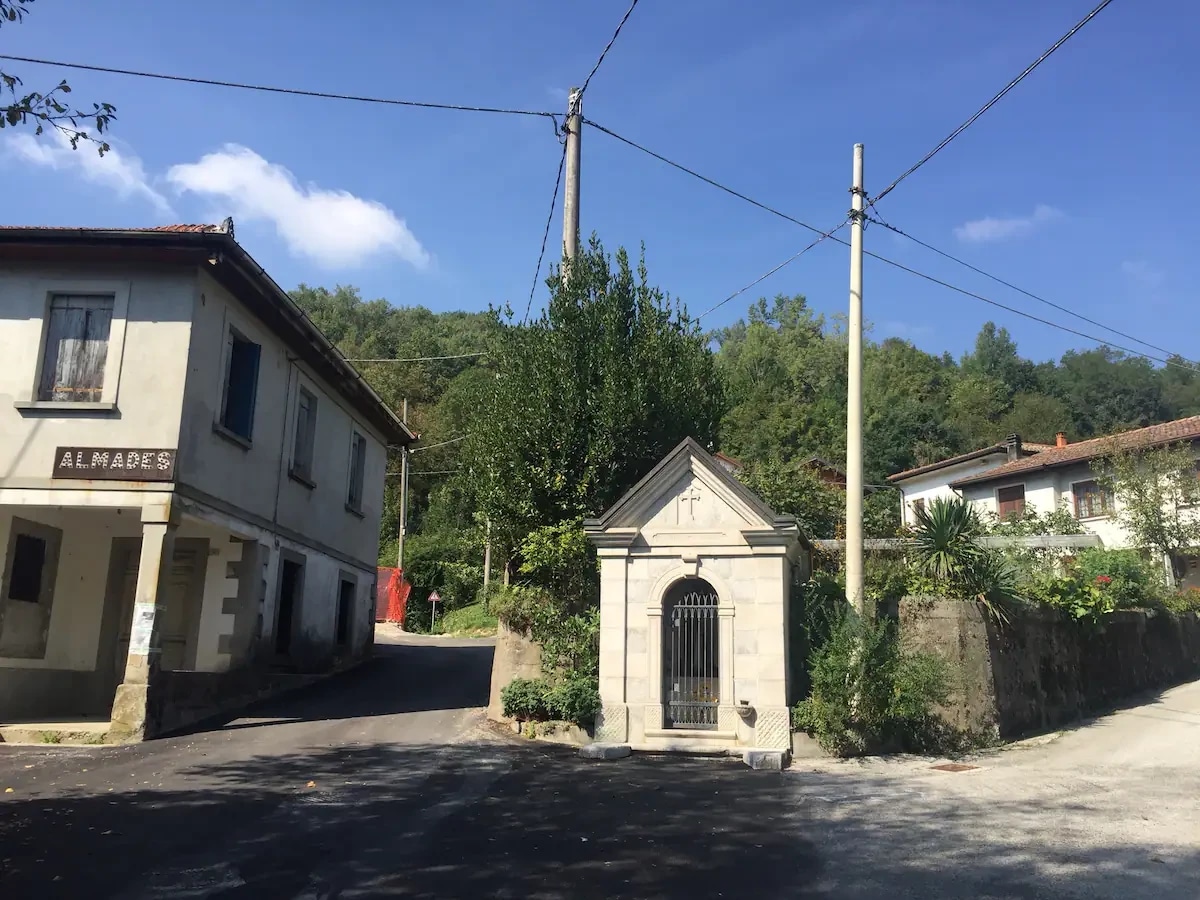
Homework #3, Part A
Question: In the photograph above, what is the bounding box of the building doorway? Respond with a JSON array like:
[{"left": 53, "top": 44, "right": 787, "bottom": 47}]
[
  {"left": 274, "top": 554, "right": 305, "bottom": 658},
  {"left": 662, "top": 577, "right": 720, "bottom": 729}
]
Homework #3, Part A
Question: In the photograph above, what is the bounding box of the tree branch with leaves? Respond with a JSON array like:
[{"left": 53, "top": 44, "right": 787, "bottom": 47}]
[{"left": 0, "top": 0, "right": 115, "bottom": 153}]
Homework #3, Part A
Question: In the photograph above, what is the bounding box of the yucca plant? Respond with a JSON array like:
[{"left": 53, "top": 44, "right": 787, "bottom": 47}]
[{"left": 911, "top": 496, "right": 1019, "bottom": 623}]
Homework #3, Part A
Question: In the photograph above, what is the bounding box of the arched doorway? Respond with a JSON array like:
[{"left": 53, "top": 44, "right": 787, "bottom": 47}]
[{"left": 662, "top": 577, "right": 720, "bottom": 729}]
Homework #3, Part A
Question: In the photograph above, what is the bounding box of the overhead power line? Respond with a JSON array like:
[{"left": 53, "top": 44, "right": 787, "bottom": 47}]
[
  {"left": 412, "top": 435, "right": 468, "bottom": 454},
  {"left": 579, "top": 0, "right": 641, "bottom": 96},
  {"left": 871, "top": 0, "right": 1117, "bottom": 205},
  {"left": 586, "top": 118, "right": 831, "bottom": 240},
  {"left": 588, "top": 119, "right": 1197, "bottom": 371},
  {"left": 346, "top": 352, "right": 487, "bottom": 363},
  {"left": 524, "top": 139, "right": 569, "bottom": 323},
  {"left": 864, "top": 215, "right": 1186, "bottom": 362},
  {"left": 697, "top": 220, "right": 849, "bottom": 321},
  {"left": 0, "top": 54, "right": 561, "bottom": 125}
]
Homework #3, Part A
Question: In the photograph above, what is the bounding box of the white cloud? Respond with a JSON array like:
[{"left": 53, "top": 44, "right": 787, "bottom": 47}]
[
  {"left": 5, "top": 130, "right": 172, "bottom": 215},
  {"left": 166, "top": 145, "right": 428, "bottom": 269},
  {"left": 954, "top": 204, "right": 1063, "bottom": 244},
  {"left": 1120, "top": 259, "right": 1165, "bottom": 292}
]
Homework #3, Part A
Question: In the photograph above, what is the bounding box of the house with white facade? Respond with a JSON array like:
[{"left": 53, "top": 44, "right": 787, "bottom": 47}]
[
  {"left": 0, "top": 221, "right": 414, "bottom": 740},
  {"left": 949, "top": 417, "right": 1200, "bottom": 586},
  {"left": 888, "top": 434, "right": 1054, "bottom": 527}
]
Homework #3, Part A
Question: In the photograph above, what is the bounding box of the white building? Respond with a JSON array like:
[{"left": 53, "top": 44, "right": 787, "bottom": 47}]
[
  {"left": 584, "top": 439, "right": 808, "bottom": 760},
  {"left": 888, "top": 434, "right": 1054, "bottom": 527},
  {"left": 0, "top": 221, "right": 413, "bottom": 739},
  {"left": 889, "top": 419, "right": 1200, "bottom": 587}
]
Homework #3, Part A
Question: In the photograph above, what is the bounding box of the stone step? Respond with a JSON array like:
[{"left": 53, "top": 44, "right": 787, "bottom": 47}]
[{"left": 0, "top": 719, "right": 111, "bottom": 746}]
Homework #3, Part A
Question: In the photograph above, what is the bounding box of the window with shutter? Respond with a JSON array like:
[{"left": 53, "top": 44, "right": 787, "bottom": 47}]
[
  {"left": 346, "top": 431, "right": 366, "bottom": 512},
  {"left": 38, "top": 295, "right": 114, "bottom": 402},
  {"left": 220, "top": 330, "right": 261, "bottom": 441},
  {"left": 291, "top": 387, "right": 318, "bottom": 483},
  {"left": 997, "top": 485, "right": 1026, "bottom": 519}
]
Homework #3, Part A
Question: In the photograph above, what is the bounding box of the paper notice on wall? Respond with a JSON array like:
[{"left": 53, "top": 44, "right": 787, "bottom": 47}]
[{"left": 129, "top": 603, "right": 157, "bottom": 655}]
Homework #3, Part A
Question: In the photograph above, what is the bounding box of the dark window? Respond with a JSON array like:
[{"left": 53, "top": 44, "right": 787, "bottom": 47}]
[
  {"left": 291, "top": 387, "right": 318, "bottom": 481},
  {"left": 6, "top": 533, "right": 47, "bottom": 602},
  {"left": 220, "top": 330, "right": 261, "bottom": 440},
  {"left": 347, "top": 431, "right": 367, "bottom": 511},
  {"left": 911, "top": 498, "right": 926, "bottom": 519},
  {"left": 997, "top": 485, "right": 1026, "bottom": 519},
  {"left": 38, "top": 295, "right": 113, "bottom": 402},
  {"left": 1074, "top": 480, "right": 1112, "bottom": 519},
  {"left": 336, "top": 579, "right": 355, "bottom": 646}
]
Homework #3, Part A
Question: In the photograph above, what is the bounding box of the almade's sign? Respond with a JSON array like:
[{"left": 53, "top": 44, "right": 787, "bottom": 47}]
[{"left": 52, "top": 447, "right": 177, "bottom": 482}]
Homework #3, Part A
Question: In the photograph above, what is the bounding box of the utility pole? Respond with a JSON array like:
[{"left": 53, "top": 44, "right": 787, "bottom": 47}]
[
  {"left": 482, "top": 518, "right": 492, "bottom": 593},
  {"left": 561, "top": 86, "right": 582, "bottom": 266},
  {"left": 845, "top": 144, "right": 866, "bottom": 616},
  {"left": 397, "top": 398, "right": 409, "bottom": 570}
]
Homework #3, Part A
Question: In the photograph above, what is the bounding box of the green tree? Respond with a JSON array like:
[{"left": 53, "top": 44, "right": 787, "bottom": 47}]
[
  {"left": 1096, "top": 441, "right": 1200, "bottom": 581},
  {"left": 459, "top": 237, "right": 724, "bottom": 563},
  {"left": 0, "top": 1, "right": 115, "bottom": 152},
  {"left": 1051, "top": 348, "right": 1165, "bottom": 437}
]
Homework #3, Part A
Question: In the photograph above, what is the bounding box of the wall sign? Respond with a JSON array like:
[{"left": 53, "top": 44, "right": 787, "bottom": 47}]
[{"left": 52, "top": 447, "right": 177, "bottom": 481}]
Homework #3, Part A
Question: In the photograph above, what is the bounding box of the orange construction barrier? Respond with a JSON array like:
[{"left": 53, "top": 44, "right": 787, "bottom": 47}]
[{"left": 375, "top": 567, "right": 412, "bottom": 627}]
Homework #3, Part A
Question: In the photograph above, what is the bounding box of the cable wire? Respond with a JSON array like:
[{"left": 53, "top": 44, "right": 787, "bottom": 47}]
[
  {"left": 861, "top": 242, "right": 1200, "bottom": 373},
  {"left": 864, "top": 215, "right": 1186, "bottom": 362},
  {"left": 346, "top": 352, "right": 487, "bottom": 363},
  {"left": 580, "top": 0, "right": 641, "bottom": 96},
  {"left": 523, "top": 140, "right": 569, "bottom": 323},
  {"left": 0, "top": 53, "right": 561, "bottom": 124},
  {"left": 697, "top": 220, "right": 849, "bottom": 321},
  {"left": 586, "top": 118, "right": 1198, "bottom": 370},
  {"left": 585, "top": 118, "right": 831, "bottom": 239},
  {"left": 871, "top": 0, "right": 1116, "bottom": 204}
]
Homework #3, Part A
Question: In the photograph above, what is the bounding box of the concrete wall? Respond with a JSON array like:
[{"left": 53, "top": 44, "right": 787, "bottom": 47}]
[
  {"left": 0, "top": 264, "right": 194, "bottom": 486},
  {"left": 486, "top": 620, "right": 544, "bottom": 722},
  {"left": 177, "top": 272, "right": 388, "bottom": 570},
  {"left": 901, "top": 598, "right": 1200, "bottom": 738}
]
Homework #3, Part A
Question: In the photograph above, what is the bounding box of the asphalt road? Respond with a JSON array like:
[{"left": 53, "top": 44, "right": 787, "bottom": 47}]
[{"left": 1, "top": 628, "right": 1198, "bottom": 899}]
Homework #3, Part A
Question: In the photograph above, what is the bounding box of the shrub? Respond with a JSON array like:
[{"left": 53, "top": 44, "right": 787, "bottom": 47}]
[
  {"left": 547, "top": 675, "right": 601, "bottom": 726},
  {"left": 791, "top": 610, "right": 952, "bottom": 756},
  {"left": 501, "top": 677, "right": 551, "bottom": 721},
  {"left": 1072, "top": 548, "right": 1165, "bottom": 609},
  {"left": 1163, "top": 587, "right": 1200, "bottom": 615},
  {"left": 1029, "top": 573, "right": 1115, "bottom": 624}
]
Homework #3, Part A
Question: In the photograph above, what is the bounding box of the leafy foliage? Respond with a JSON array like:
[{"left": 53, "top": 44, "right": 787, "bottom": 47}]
[
  {"left": 1096, "top": 441, "right": 1200, "bottom": 580},
  {"left": 500, "top": 678, "right": 551, "bottom": 721},
  {"left": 791, "top": 610, "right": 953, "bottom": 756},
  {"left": 0, "top": 1, "right": 115, "bottom": 152},
  {"left": 499, "top": 675, "right": 601, "bottom": 726},
  {"left": 460, "top": 238, "right": 723, "bottom": 555},
  {"left": 911, "top": 497, "right": 1020, "bottom": 622}
]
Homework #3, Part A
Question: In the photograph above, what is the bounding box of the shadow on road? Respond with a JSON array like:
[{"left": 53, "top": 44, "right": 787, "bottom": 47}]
[
  {"left": 199, "top": 636, "right": 496, "bottom": 735},
  {"left": 3, "top": 737, "right": 1198, "bottom": 898}
]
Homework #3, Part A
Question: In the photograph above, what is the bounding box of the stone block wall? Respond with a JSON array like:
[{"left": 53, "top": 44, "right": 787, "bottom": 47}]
[
  {"left": 486, "top": 619, "right": 543, "bottom": 722},
  {"left": 901, "top": 598, "right": 1200, "bottom": 738}
]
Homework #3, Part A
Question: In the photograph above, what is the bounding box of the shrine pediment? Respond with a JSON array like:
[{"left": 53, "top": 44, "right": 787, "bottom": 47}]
[{"left": 583, "top": 438, "right": 799, "bottom": 548}]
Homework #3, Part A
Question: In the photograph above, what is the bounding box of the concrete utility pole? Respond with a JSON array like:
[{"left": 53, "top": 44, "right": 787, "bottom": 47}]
[
  {"left": 397, "top": 398, "right": 409, "bottom": 570},
  {"left": 482, "top": 518, "right": 492, "bottom": 593},
  {"left": 845, "top": 143, "right": 866, "bottom": 615},
  {"left": 561, "top": 87, "right": 582, "bottom": 265}
]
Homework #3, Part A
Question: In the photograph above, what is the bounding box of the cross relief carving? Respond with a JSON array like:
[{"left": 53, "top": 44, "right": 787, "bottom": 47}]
[{"left": 677, "top": 485, "right": 702, "bottom": 524}]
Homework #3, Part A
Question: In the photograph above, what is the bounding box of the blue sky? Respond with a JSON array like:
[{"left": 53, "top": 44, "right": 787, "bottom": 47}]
[{"left": 3, "top": 0, "right": 1196, "bottom": 365}]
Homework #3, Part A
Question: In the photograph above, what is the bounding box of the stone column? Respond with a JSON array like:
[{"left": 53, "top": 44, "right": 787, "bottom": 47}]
[
  {"left": 595, "top": 550, "right": 631, "bottom": 743},
  {"left": 109, "top": 501, "right": 178, "bottom": 741},
  {"left": 717, "top": 605, "right": 737, "bottom": 733},
  {"left": 643, "top": 595, "right": 663, "bottom": 732}
]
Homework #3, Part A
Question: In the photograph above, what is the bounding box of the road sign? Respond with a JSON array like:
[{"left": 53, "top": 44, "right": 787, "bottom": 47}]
[{"left": 428, "top": 591, "right": 441, "bottom": 603}]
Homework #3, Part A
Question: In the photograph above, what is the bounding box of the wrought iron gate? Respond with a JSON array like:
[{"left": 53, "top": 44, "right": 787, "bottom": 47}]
[{"left": 663, "top": 580, "right": 719, "bottom": 729}]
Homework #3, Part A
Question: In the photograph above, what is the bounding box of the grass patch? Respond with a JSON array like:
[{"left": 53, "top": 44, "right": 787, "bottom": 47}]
[{"left": 436, "top": 601, "right": 498, "bottom": 637}]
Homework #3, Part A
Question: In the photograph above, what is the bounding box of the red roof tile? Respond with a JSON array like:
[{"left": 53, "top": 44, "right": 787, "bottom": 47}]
[
  {"left": 950, "top": 416, "right": 1200, "bottom": 487},
  {"left": 0, "top": 223, "right": 225, "bottom": 233}
]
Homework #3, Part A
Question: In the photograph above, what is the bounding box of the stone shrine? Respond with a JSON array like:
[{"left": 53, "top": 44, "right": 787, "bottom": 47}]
[{"left": 583, "top": 438, "right": 808, "bottom": 755}]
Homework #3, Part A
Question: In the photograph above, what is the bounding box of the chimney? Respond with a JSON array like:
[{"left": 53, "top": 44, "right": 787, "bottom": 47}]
[
  {"left": 1055, "top": 431, "right": 1068, "bottom": 449},
  {"left": 1005, "top": 433, "right": 1022, "bottom": 461}
]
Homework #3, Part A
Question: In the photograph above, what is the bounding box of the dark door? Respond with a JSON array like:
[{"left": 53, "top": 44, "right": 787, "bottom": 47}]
[{"left": 275, "top": 558, "right": 303, "bottom": 656}]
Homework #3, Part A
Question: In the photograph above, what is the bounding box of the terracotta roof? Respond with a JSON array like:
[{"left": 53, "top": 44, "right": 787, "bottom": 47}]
[
  {"left": 889, "top": 444, "right": 1011, "bottom": 482},
  {"left": 0, "top": 223, "right": 227, "bottom": 233},
  {"left": 950, "top": 416, "right": 1200, "bottom": 488}
]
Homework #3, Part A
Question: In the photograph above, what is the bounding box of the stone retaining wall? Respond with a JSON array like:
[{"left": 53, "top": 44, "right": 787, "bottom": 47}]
[{"left": 901, "top": 598, "right": 1200, "bottom": 738}]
